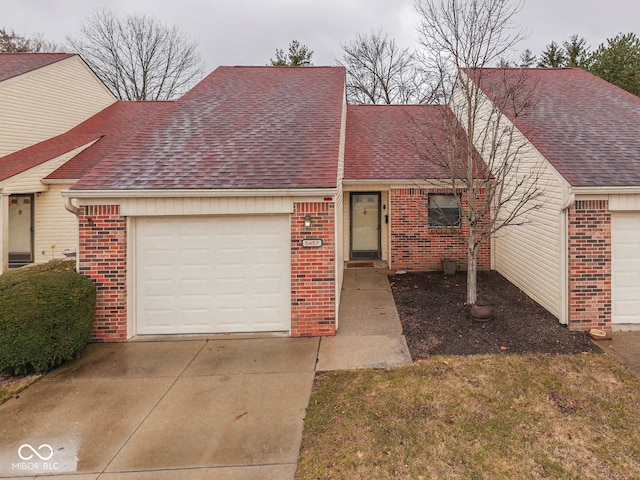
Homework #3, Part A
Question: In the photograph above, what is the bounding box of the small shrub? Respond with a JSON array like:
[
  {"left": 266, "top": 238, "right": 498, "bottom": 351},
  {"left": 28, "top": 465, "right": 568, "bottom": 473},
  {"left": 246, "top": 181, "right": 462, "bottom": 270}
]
[{"left": 0, "top": 261, "right": 96, "bottom": 375}]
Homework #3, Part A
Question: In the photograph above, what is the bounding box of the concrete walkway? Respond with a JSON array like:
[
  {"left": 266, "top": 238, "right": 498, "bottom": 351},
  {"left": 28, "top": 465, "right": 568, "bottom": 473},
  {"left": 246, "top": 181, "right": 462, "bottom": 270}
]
[
  {"left": 0, "top": 267, "right": 411, "bottom": 479},
  {"left": 316, "top": 267, "right": 413, "bottom": 371}
]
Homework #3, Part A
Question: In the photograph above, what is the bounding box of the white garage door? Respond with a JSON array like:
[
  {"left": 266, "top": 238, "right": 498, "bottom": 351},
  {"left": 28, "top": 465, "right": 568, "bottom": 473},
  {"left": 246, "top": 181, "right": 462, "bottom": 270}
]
[
  {"left": 135, "top": 215, "right": 290, "bottom": 335},
  {"left": 612, "top": 212, "right": 640, "bottom": 325}
]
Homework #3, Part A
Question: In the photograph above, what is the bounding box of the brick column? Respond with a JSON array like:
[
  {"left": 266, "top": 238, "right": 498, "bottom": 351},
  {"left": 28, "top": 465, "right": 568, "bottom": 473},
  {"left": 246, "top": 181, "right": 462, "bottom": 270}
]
[
  {"left": 78, "top": 205, "right": 127, "bottom": 342},
  {"left": 568, "top": 200, "right": 611, "bottom": 331},
  {"left": 291, "top": 202, "right": 336, "bottom": 336}
]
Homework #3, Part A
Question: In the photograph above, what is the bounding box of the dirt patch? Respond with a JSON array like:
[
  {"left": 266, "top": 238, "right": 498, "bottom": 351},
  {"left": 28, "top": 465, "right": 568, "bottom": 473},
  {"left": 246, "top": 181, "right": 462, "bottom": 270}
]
[{"left": 390, "top": 270, "right": 600, "bottom": 358}]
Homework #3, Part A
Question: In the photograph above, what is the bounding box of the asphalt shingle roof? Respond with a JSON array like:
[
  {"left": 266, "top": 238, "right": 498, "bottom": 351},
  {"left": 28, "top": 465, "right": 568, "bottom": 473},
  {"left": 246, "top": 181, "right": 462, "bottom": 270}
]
[
  {"left": 0, "top": 53, "right": 75, "bottom": 82},
  {"left": 474, "top": 68, "right": 640, "bottom": 187},
  {"left": 73, "top": 66, "right": 346, "bottom": 191},
  {"left": 0, "top": 101, "right": 170, "bottom": 182},
  {"left": 345, "top": 104, "right": 483, "bottom": 181}
]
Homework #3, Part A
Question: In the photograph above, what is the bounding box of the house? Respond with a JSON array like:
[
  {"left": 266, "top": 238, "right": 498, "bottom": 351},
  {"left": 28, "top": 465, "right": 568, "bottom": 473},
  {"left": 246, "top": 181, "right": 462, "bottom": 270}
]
[
  {"left": 62, "top": 66, "right": 486, "bottom": 342},
  {"left": 0, "top": 53, "right": 116, "bottom": 272},
  {"left": 465, "top": 67, "right": 640, "bottom": 332},
  {"left": 12, "top": 55, "right": 635, "bottom": 341},
  {"left": 65, "top": 66, "right": 347, "bottom": 341}
]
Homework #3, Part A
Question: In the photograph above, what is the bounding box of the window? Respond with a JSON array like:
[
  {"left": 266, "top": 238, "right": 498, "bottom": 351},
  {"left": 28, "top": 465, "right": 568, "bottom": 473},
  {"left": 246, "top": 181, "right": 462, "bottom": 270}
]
[{"left": 428, "top": 194, "right": 461, "bottom": 227}]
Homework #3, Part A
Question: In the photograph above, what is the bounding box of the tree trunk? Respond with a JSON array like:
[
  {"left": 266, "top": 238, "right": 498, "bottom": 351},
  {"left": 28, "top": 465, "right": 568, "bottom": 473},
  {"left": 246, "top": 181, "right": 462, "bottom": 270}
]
[{"left": 467, "top": 227, "right": 478, "bottom": 305}]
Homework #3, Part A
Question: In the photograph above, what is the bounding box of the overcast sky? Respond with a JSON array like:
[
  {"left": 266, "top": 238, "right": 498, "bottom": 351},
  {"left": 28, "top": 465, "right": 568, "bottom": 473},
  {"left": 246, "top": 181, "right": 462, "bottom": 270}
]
[{"left": 3, "top": 0, "right": 639, "bottom": 72}]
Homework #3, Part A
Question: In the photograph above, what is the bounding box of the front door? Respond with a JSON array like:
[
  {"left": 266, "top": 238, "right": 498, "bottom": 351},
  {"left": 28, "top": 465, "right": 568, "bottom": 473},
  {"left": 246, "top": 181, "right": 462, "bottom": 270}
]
[
  {"left": 351, "top": 193, "right": 381, "bottom": 259},
  {"left": 9, "top": 194, "right": 34, "bottom": 267}
]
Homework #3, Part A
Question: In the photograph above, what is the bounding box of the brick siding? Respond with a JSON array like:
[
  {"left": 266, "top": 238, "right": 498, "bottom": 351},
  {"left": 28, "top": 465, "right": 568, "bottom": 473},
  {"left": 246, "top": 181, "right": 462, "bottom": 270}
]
[
  {"left": 78, "top": 205, "right": 127, "bottom": 342},
  {"left": 291, "top": 202, "right": 337, "bottom": 336},
  {"left": 568, "top": 200, "right": 611, "bottom": 331},
  {"left": 390, "top": 188, "right": 491, "bottom": 272}
]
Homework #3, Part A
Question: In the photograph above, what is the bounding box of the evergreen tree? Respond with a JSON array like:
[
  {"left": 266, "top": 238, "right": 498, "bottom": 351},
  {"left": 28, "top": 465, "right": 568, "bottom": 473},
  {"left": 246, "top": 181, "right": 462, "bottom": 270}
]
[
  {"left": 563, "top": 34, "right": 590, "bottom": 68},
  {"left": 519, "top": 48, "right": 536, "bottom": 67},
  {"left": 589, "top": 33, "right": 640, "bottom": 96},
  {"left": 538, "top": 41, "right": 566, "bottom": 67},
  {"left": 270, "top": 40, "right": 313, "bottom": 67}
]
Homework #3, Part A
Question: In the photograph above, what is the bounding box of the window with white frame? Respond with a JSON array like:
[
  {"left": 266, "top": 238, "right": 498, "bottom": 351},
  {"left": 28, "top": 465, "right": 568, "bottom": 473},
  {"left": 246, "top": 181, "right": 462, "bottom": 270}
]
[{"left": 428, "top": 194, "right": 461, "bottom": 227}]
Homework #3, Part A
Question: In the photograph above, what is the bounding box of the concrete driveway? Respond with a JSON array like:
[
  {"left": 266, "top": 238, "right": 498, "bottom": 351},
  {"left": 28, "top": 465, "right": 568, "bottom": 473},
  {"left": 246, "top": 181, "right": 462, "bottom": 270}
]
[
  {"left": 0, "top": 268, "right": 411, "bottom": 479},
  {"left": 0, "top": 337, "right": 319, "bottom": 479}
]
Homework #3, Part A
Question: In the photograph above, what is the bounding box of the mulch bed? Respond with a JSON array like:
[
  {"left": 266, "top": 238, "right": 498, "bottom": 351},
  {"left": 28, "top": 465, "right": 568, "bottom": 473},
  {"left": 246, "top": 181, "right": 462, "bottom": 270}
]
[{"left": 390, "top": 270, "right": 601, "bottom": 359}]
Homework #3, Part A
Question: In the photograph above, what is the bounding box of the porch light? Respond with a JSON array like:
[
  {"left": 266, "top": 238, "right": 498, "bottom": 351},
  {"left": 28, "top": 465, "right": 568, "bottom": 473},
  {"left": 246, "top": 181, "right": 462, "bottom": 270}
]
[{"left": 303, "top": 214, "right": 312, "bottom": 228}]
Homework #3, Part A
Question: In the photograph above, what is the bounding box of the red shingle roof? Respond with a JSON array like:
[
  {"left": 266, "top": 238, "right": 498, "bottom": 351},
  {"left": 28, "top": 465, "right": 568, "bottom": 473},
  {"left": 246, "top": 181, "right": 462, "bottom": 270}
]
[
  {"left": 73, "top": 66, "right": 346, "bottom": 191},
  {"left": 473, "top": 68, "right": 640, "bottom": 187},
  {"left": 0, "top": 101, "right": 171, "bottom": 182},
  {"left": 0, "top": 53, "right": 75, "bottom": 82},
  {"left": 345, "top": 104, "right": 482, "bottom": 180}
]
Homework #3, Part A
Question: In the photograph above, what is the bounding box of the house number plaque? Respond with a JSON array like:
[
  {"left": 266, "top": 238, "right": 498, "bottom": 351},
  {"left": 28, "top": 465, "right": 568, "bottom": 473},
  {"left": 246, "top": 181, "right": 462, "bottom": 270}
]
[{"left": 302, "top": 238, "right": 323, "bottom": 248}]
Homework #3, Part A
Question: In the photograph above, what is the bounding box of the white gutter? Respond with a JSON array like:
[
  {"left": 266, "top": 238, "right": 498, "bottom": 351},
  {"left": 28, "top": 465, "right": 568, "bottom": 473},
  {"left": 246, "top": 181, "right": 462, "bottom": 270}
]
[
  {"left": 62, "top": 187, "right": 338, "bottom": 199},
  {"left": 571, "top": 186, "right": 640, "bottom": 195},
  {"left": 342, "top": 179, "right": 481, "bottom": 188}
]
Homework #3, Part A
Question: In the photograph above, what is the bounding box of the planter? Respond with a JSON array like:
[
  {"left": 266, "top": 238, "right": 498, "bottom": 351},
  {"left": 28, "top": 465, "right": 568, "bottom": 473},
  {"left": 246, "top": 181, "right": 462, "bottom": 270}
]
[
  {"left": 441, "top": 258, "right": 457, "bottom": 275},
  {"left": 470, "top": 300, "right": 493, "bottom": 322}
]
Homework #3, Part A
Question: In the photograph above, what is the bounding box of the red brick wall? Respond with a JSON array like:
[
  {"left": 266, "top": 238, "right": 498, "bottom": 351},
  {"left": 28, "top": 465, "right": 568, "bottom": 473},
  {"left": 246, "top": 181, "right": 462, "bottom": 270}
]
[
  {"left": 291, "top": 202, "right": 336, "bottom": 337},
  {"left": 568, "top": 200, "right": 611, "bottom": 331},
  {"left": 78, "top": 205, "right": 127, "bottom": 342},
  {"left": 390, "top": 188, "right": 491, "bottom": 272}
]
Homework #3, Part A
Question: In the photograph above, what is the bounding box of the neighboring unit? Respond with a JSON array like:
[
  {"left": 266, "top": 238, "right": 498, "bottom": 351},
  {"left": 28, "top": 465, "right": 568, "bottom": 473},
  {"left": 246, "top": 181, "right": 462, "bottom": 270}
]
[
  {"left": 467, "top": 68, "right": 640, "bottom": 332},
  {"left": 0, "top": 53, "right": 115, "bottom": 272}
]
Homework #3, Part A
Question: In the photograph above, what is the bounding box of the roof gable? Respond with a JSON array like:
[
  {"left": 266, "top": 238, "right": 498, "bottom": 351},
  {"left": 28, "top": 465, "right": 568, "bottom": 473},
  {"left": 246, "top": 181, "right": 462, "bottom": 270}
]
[
  {"left": 0, "top": 101, "right": 171, "bottom": 182},
  {"left": 473, "top": 68, "right": 640, "bottom": 187},
  {"left": 73, "top": 66, "right": 346, "bottom": 191},
  {"left": 0, "top": 53, "right": 75, "bottom": 82}
]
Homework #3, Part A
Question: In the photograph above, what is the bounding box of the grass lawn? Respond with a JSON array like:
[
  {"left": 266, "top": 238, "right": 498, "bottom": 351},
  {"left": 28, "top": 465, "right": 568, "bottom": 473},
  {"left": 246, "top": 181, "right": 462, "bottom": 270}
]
[
  {"left": 296, "top": 353, "right": 640, "bottom": 479},
  {"left": 0, "top": 375, "right": 40, "bottom": 404}
]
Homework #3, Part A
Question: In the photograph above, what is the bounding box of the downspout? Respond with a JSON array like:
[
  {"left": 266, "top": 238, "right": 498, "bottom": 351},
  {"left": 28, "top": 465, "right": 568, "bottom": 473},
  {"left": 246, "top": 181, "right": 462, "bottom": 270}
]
[
  {"left": 63, "top": 196, "right": 80, "bottom": 271},
  {"left": 64, "top": 196, "right": 79, "bottom": 216},
  {"left": 560, "top": 189, "right": 576, "bottom": 325}
]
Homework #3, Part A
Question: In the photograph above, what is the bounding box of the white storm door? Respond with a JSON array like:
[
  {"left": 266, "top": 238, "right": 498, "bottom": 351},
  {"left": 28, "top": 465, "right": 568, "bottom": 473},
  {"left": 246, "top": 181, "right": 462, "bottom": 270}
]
[{"left": 351, "top": 193, "right": 380, "bottom": 259}]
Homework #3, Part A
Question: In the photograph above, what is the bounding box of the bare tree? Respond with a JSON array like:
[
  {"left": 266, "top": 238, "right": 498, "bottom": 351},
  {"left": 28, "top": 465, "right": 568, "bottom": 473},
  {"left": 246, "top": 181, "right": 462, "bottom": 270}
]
[
  {"left": 414, "top": 0, "right": 545, "bottom": 305},
  {"left": 1, "top": 28, "right": 59, "bottom": 52},
  {"left": 339, "top": 30, "right": 433, "bottom": 104},
  {"left": 67, "top": 8, "right": 203, "bottom": 100}
]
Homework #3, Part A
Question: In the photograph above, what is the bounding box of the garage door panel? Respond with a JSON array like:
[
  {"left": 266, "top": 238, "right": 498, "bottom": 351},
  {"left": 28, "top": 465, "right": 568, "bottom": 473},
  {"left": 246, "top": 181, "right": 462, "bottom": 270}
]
[
  {"left": 612, "top": 213, "right": 640, "bottom": 324},
  {"left": 136, "top": 215, "right": 290, "bottom": 335}
]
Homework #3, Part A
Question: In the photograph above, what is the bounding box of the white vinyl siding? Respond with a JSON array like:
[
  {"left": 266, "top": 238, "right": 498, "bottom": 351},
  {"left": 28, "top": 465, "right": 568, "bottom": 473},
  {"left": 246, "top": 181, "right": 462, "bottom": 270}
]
[
  {"left": 0, "top": 55, "right": 115, "bottom": 156},
  {"left": 117, "top": 195, "right": 294, "bottom": 216},
  {"left": 492, "top": 161, "right": 565, "bottom": 319},
  {"left": 334, "top": 187, "right": 345, "bottom": 325},
  {"left": 33, "top": 184, "right": 78, "bottom": 264},
  {"left": 133, "top": 215, "right": 291, "bottom": 335},
  {"left": 452, "top": 76, "right": 568, "bottom": 321}
]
